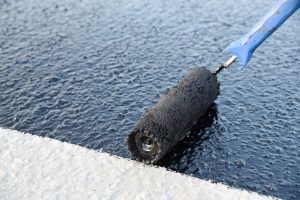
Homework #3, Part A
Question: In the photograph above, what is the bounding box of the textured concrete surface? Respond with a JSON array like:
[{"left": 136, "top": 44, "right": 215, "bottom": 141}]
[{"left": 0, "top": 128, "right": 277, "bottom": 200}]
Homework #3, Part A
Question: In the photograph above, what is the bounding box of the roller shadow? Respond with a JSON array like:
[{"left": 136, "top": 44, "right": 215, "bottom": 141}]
[{"left": 156, "top": 103, "right": 219, "bottom": 171}]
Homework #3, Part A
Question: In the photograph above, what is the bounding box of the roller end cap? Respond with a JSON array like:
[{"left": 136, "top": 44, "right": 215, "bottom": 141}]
[{"left": 126, "top": 130, "right": 161, "bottom": 164}]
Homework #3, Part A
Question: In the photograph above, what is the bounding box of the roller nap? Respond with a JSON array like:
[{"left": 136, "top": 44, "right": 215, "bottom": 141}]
[{"left": 127, "top": 67, "right": 219, "bottom": 164}]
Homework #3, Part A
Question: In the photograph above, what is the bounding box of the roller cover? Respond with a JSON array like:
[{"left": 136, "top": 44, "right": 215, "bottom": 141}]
[{"left": 127, "top": 67, "right": 219, "bottom": 164}]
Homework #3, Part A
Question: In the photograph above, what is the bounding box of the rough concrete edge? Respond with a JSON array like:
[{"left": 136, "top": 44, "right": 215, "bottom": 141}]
[{"left": 0, "top": 127, "right": 280, "bottom": 200}]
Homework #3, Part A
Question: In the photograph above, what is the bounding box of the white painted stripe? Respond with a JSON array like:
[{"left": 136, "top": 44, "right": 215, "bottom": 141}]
[{"left": 0, "top": 128, "right": 277, "bottom": 200}]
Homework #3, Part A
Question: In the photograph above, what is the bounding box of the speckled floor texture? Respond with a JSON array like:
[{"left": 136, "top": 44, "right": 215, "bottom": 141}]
[
  {"left": 0, "top": 128, "right": 277, "bottom": 200},
  {"left": 0, "top": 0, "right": 299, "bottom": 199}
]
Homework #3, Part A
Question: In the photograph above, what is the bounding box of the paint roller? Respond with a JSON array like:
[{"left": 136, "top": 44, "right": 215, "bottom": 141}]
[{"left": 127, "top": 0, "right": 300, "bottom": 164}]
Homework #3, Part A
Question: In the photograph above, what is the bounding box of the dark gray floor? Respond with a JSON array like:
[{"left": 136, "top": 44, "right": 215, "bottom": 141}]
[{"left": 1, "top": 0, "right": 299, "bottom": 199}]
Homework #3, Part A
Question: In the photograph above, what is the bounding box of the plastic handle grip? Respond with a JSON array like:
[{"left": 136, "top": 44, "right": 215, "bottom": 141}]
[{"left": 225, "top": 0, "right": 300, "bottom": 66}]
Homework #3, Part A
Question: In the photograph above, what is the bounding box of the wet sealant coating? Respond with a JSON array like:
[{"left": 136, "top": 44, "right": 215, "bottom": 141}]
[{"left": 0, "top": 0, "right": 300, "bottom": 199}]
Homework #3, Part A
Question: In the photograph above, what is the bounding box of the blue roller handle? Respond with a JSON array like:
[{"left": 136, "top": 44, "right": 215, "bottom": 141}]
[{"left": 225, "top": 0, "right": 300, "bottom": 66}]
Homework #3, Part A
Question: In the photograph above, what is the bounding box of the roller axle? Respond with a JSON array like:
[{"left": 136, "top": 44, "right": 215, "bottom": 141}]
[{"left": 213, "top": 55, "right": 237, "bottom": 75}]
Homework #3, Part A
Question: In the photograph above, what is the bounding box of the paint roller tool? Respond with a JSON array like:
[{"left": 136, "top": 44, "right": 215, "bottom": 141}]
[{"left": 127, "top": 0, "right": 300, "bottom": 164}]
